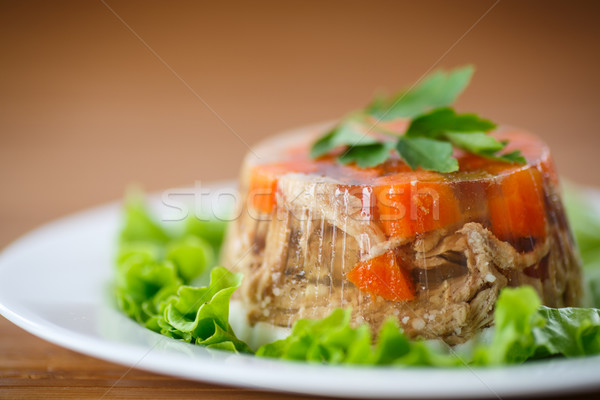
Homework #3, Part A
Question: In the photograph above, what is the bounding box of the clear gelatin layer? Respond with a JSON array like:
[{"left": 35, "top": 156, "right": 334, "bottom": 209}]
[{"left": 221, "top": 123, "right": 583, "bottom": 344}]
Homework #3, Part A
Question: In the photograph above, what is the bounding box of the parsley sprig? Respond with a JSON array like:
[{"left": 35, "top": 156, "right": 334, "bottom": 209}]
[{"left": 310, "top": 66, "right": 525, "bottom": 172}]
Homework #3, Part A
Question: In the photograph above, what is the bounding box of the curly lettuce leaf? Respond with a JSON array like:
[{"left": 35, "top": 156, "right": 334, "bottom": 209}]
[
  {"left": 166, "top": 235, "right": 215, "bottom": 283},
  {"left": 473, "top": 286, "right": 600, "bottom": 365},
  {"left": 256, "top": 309, "right": 462, "bottom": 366},
  {"left": 115, "top": 256, "right": 181, "bottom": 326},
  {"left": 563, "top": 184, "right": 600, "bottom": 307},
  {"left": 588, "top": 272, "right": 600, "bottom": 310},
  {"left": 473, "top": 286, "right": 542, "bottom": 365},
  {"left": 157, "top": 266, "right": 251, "bottom": 353},
  {"left": 120, "top": 190, "right": 171, "bottom": 245},
  {"left": 115, "top": 192, "right": 248, "bottom": 351},
  {"left": 532, "top": 306, "right": 600, "bottom": 358},
  {"left": 563, "top": 184, "right": 600, "bottom": 267},
  {"left": 185, "top": 216, "right": 228, "bottom": 251},
  {"left": 117, "top": 192, "right": 219, "bottom": 285},
  {"left": 256, "top": 309, "right": 372, "bottom": 364}
]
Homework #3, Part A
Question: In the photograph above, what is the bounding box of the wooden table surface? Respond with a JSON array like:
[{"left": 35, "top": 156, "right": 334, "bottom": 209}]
[{"left": 2, "top": 1, "right": 600, "bottom": 398}]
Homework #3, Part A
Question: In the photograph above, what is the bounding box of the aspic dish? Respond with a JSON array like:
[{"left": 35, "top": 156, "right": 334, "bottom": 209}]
[{"left": 224, "top": 125, "right": 582, "bottom": 345}]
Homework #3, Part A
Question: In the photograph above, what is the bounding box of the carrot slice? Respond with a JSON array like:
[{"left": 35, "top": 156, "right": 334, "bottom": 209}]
[
  {"left": 487, "top": 166, "right": 547, "bottom": 241},
  {"left": 488, "top": 129, "right": 559, "bottom": 186},
  {"left": 374, "top": 171, "right": 461, "bottom": 238},
  {"left": 248, "top": 161, "right": 317, "bottom": 213},
  {"left": 456, "top": 150, "right": 548, "bottom": 241},
  {"left": 347, "top": 251, "right": 414, "bottom": 302}
]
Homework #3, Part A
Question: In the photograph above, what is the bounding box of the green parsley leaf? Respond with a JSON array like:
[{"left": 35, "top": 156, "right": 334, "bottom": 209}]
[
  {"left": 406, "top": 107, "right": 496, "bottom": 139},
  {"left": 366, "top": 65, "right": 474, "bottom": 120},
  {"left": 445, "top": 131, "right": 505, "bottom": 153},
  {"left": 396, "top": 137, "right": 458, "bottom": 172},
  {"left": 338, "top": 142, "right": 395, "bottom": 168},
  {"left": 310, "top": 66, "right": 525, "bottom": 172},
  {"left": 493, "top": 150, "right": 527, "bottom": 164},
  {"left": 310, "top": 118, "right": 377, "bottom": 159},
  {"left": 477, "top": 149, "right": 527, "bottom": 164}
]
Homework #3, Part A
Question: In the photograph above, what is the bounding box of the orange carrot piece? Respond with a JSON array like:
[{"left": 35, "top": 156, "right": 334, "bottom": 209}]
[
  {"left": 248, "top": 166, "right": 279, "bottom": 214},
  {"left": 347, "top": 251, "right": 414, "bottom": 302},
  {"left": 374, "top": 171, "right": 461, "bottom": 238},
  {"left": 488, "top": 166, "right": 547, "bottom": 241}
]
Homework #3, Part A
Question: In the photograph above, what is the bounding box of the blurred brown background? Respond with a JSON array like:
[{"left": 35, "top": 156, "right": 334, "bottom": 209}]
[{"left": 1, "top": 0, "right": 600, "bottom": 398}]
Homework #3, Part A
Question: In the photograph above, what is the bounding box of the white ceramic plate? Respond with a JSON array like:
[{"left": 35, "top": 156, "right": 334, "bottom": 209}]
[{"left": 1, "top": 181, "right": 599, "bottom": 399}]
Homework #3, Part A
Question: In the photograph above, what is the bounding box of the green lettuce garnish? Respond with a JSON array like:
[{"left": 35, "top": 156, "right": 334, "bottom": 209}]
[
  {"left": 257, "top": 287, "right": 600, "bottom": 367},
  {"left": 473, "top": 287, "right": 600, "bottom": 365},
  {"left": 257, "top": 309, "right": 374, "bottom": 364},
  {"left": 157, "top": 266, "right": 251, "bottom": 352},
  {"left": 166, "top": 236, "right": 215, "bottom": 283},
  {"left": 119, "top": 190, "right": 171, "bottom": 245},
  {"left": 115, "top": 257, "right": 181, "bottom": 326},
  {"left": 256, "top": 309, "right": 462, "bottom": 366},
  {"left": 563, "top": 183, "right": 600, "bottom": 308},
  {"left": 472, "top": 286, "right": 543, "bottom": 365},
  {"left": 563, "top": 183, "right": 600, "bottom": 269},
  {"left": 533, "top": 306, "right": 600, "bottom": 358},
  {"left": 115, "top": 192, "right": 250, "bottom": 352},
  {"left": 185, "top": 215, "right": 227, "bottom": 254}
]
